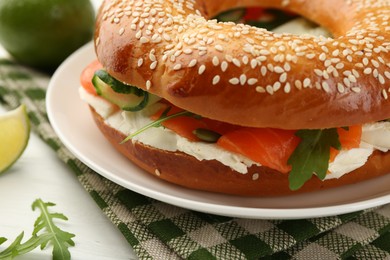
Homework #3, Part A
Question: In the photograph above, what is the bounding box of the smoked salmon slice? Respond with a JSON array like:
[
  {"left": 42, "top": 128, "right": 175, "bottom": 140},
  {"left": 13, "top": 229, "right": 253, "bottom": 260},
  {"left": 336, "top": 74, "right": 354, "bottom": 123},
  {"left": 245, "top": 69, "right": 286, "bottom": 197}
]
[
  {"left": 217, "top": 128, "right": 301, "bottom": 173},
  {"left": 80, "top": 60, "right": 102, "bottom": 95},
  {"left": 330, "top": 125, "right": 362, "bottom": 161}
]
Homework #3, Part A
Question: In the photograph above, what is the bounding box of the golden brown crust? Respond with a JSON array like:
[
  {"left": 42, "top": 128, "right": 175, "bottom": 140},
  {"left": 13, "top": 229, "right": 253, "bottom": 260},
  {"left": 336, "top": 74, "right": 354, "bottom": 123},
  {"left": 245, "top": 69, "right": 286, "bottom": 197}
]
[
  {"left": 95, "top": 0, "right": 390, "bottom": 129},
  {"left": 90, "top": 107, "right": 390, "bottom": 196}
]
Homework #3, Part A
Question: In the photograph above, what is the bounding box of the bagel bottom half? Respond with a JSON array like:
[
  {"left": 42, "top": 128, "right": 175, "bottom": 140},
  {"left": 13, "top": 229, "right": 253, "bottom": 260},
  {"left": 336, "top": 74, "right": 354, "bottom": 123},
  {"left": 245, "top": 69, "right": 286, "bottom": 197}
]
[{"left": 90, "top": 106, "right": 390, "bottom": 196}]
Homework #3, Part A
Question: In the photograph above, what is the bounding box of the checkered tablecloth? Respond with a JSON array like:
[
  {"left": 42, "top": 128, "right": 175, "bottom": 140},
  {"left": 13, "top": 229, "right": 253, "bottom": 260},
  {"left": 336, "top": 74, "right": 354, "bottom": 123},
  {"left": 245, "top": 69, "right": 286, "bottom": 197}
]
[{"left": 1, "top": 58, "right": 390, "bottom": 259}]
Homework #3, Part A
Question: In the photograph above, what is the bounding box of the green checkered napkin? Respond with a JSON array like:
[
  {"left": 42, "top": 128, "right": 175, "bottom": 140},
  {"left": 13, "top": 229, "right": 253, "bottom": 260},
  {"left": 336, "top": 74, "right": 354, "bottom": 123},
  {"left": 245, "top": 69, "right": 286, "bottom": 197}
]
[{"left": 1, "top": 59, "right": 389, "bottom": 259}]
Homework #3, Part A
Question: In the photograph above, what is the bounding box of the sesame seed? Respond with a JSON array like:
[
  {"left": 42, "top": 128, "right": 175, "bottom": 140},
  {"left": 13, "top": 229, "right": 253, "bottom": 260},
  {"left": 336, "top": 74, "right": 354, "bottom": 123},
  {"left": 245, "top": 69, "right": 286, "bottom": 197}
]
[
  {"left": 352, "top": 69, "right": 360, "bottom": 78},
  {"left": 274, "top": 66, "right": 284, "bottom": 74},
  {"left": 349, "top": 39, "right": 359, "bottom": 45},
  {"left": 279, "top": 73, "right": 287, "bottom": 83},
  {"left": 322, "top": 82, "right": 330, "bottom": 92},
  {"left": 337, "top": 83, "right": 345, "bottom": 93},
  {"left": 352, "top": 87, "right": 361, "bottom": 93},
  {"left": 250, "top": 59, "right": 258, "bottom": 69},
  {"left": 284, "top": 63, "right": 291, "bottom": 72},
  {"left": 150, "top": 61, "right": 158, "bottom": 70},
  {"left": 174, "top": 50, "right": 182, "bottom": 57},
  {"left": 221, "top": 61, "right": 228, "bottom": 72},
  {"left": 319, "top": 53, "right": 327, "bottom": 61},
  {"left": 162, "top": 54, "right": 168, "bottom": 62},
  {"left": 212, "top": 56, "right": 220, "bottom": 66},
  {"left": 273, "top": 82, "right": 281, "bottom": 92},
  {"left": 267, "top": 64, "right": 274, "bottom": 72},
  {"left": 198, "top": 65, "right": 206, "bottom": 75},
  {"left": 232, "top": 59, "right": 241, "bottom": 67},
  {"left": 163, "top": 33, "right": 171, "bottom": 41},
  {"left": 303, "top": 78, "right": 311, "bottom": 88},
  {"left": 212, "top": 75, "right": 220, "bottom": 85},
  {"left": 229, "top": 78, "right": 239, "bottom": 85},
  {"left": 378, "top": 74, "right": 385, "bottom": 84},
  {"left": 252, "top": 173, "right": 259, "bottom": 181},
  {"left": 137, "top": 58, "right": 144, "bottom": 67},
  {"left": 314, "top": 69, "right": 323, "bottom": 77},
  {"left": 173, "top": 64, "right": 182, "bottom": 71},
  {"left": 383, "top": 89, "right": 389, "bottom": 99},
  {"left": 284, "top": 82, "right": 291, "bottom": 93},
  {"left": 247, "top": 78, "right": 258, "bottom": 85},
  {"left": 348, "top": 74, "right": 357, "bottom": 83},
  {"left": 364, "top": 68, "right": 372, "bottom": 74},
  {"left": 372, "top": 59, "right": 380, "bottom": 68},
  {"left": 343, "top": 78, "right": 351, "bottom": 87},
  {"left": 266, "top": 85, "right": 274, "bottom": 95},
  {"left": 336, "top": 63, "right": 345, "bottom": 69},
  {"left": 295, "top": 80, "right": 302, "bottom": 90},
  {"left": 225, "top": 55, "right": 233, "bottom": 62},
  {"left": 146, "top": 80, "right": 152, "bottom": 90},
  {"left": 306, "top": 53, "right": 316, "bottom": 59},
  {"left": 261, "top": 66, "right": 267, "bottom": 76},
  {"left": 256, "top": 86, "right": 266, "bottom": 93},
  {"left": 140, "top": 36, "right": 149, "bottom": 44},
  {"left": 215, "top": 45, "right": 224, "bottom": 52},
  {"left": 188, "top": 59, "right": 197, "bottom": 67},
  {"left": 149, "top": 53, "right": 156, "bottom": 62},
  {"left": 323, "top": 71, "right": 330, "bottom": 79},
  {"left": 373, "top": 69, "right": 379, "bottom": 78},
  {"left": 240, "top": 74, "right": 247, "bottom": 85},
  {"left": 260, "top": 50, "right": 270, "bottom": 55},
  {"left": 242, "top": 56, "right": 249, "bottom": 65},
  {"left": 183, "top": 48, "right": 193, "bottom": 54}
]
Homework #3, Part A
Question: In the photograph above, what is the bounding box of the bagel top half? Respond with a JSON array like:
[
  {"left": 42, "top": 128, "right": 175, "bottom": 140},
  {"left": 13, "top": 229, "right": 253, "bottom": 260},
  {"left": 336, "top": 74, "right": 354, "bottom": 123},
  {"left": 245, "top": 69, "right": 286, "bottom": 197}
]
[{"left": 94, "top": 0, "right": 390, "bottom": 129}]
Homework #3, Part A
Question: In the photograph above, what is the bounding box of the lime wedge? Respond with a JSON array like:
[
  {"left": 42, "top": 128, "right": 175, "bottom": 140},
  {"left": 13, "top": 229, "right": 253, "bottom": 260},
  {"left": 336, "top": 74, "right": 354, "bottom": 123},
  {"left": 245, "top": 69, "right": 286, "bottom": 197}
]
[{"left": 0, "top": 105, "right": 30, "bottom": 173}]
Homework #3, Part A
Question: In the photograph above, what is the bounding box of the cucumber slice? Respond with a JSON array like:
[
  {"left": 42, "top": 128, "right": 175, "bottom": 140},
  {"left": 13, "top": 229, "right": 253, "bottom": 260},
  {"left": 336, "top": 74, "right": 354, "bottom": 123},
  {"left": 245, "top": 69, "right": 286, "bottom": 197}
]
[
  {"left": 92, "top": 70, "right": 160, "bottom": 111},
  {"left": 94, "top": 70, "right": 143, "bottom": 95}
]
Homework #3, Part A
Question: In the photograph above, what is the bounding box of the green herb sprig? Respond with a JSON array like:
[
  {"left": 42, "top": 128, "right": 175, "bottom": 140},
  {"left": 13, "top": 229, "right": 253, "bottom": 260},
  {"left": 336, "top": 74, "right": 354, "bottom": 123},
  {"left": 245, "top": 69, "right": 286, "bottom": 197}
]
[
  {"left": 287, "top": 129, "right": 341, "bottom": 190},
  {"left": 0, "top": 199, "right": 75, "bottom": 260},
  {"left": 121, "top": 106, "right": 200, "bottom": 143}
]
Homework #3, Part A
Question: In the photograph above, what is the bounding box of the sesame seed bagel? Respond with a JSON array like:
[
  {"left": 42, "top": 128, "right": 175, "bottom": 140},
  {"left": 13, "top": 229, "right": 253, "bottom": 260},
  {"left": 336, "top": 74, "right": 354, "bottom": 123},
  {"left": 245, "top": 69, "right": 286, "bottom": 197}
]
[
  {"left": 95, "top": 0, "right": 390, "bottom": 129},
  {"left": 90, "top": 106, "right": 390, "bottom": 196}
]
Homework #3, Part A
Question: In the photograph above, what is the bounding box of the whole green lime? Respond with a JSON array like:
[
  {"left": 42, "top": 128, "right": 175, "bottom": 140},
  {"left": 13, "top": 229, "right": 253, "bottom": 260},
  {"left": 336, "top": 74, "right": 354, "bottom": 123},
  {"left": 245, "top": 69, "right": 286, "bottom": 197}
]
[{"left": 0, "top": 0, "right": 95, "bottom": 71}]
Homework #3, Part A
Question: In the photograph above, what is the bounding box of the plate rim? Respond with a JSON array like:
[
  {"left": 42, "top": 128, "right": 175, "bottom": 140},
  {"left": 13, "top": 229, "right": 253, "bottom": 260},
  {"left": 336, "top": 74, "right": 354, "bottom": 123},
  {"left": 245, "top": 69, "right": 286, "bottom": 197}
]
[{"left": 46, "top": 42, "right": 390, "bottom": 219}]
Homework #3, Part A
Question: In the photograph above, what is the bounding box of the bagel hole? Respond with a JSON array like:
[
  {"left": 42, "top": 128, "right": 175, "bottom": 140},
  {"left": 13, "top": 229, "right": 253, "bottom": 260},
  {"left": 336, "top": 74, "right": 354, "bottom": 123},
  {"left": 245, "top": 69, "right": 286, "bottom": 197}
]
[{"left": 215, "top": 7, "right": 332, "bottom": 38}]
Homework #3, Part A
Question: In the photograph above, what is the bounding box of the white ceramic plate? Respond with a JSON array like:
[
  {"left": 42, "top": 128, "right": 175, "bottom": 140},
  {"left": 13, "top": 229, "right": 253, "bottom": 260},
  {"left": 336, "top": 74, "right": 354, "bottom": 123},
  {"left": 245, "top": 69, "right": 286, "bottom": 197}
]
[{"left": 47, "top": 42, "right": 390, "bottom": 219}]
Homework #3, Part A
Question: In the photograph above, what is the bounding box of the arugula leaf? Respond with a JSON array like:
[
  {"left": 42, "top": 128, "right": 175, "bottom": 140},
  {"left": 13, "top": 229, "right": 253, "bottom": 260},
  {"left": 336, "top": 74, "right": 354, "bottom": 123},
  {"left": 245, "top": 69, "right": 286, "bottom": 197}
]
[
  {"left": 0, "top": 232, "right": 53, "bottom": 260},
  {"left": 121, "top": 106, "right": 200, "bottom": 143},
  {"left": 287, "top": 129, "right": 341, "bottom": 191},
  {"left": 0, "top": 199, "right": 75, "bottom": 260},
  {"left": 31, "top": 199, "right": 75, "bottom": 260}
]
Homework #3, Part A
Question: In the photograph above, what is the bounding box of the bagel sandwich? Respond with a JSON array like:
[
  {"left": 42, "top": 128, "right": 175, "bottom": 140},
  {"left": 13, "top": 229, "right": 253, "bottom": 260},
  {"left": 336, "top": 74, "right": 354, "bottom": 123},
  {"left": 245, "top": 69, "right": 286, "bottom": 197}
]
[{"left": 79, "top": 0, "right": 390, "bottom": 196}]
